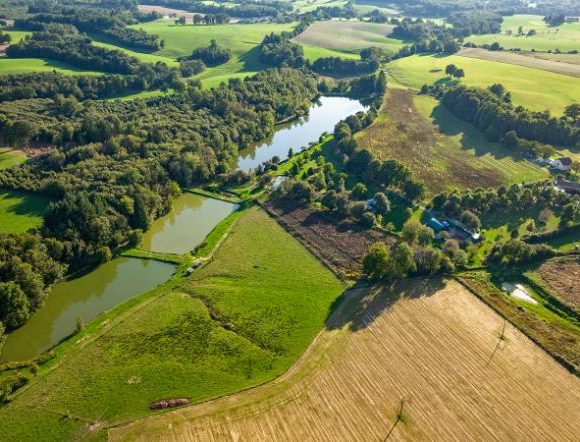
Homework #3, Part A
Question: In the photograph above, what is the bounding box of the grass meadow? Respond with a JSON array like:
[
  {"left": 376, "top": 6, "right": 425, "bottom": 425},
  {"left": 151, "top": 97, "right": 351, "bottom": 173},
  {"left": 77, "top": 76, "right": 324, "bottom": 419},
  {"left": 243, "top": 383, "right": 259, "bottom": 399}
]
[
  {"left": 0, "top": 207, "right": 344, "bottom": 440},
  {"left": 0, "top": 148, "right": 26, "bottom": 169},
  {"left": 386, "top": 54, "right": 580, "bottom": 115},
  {"left": 0, "top": 190, "right": 48, "bottom": 233},
  {"left": 355, "top": 88, "right": 547, "bottom": 195},
  {"left": 466, "top": 14, "right": 580, "bottom": 52}
]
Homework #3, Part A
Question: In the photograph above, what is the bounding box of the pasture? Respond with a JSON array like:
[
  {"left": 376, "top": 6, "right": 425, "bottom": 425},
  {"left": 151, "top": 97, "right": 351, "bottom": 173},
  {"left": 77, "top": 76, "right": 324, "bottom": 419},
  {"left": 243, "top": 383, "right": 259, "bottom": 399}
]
[
  {"left": 110, "top": 279, "right": 580, "bottom": 441},
  {"left": 0, "top": 190, "right": 48, "bottom": 233},
  {"left": 386, "top": 54, "right": 580, "bottom": 115},
  {"left": 355, "top": 88, "right": 547, "bottom": 194},
  {"left": 466, "top": 14, "right": 580, "bottom": 52},
  {"left": 0, "top": 207, "right": 344, "bottom": 440},
  {"left": 122, "top": 20, "right": 294, "bottom": 86},
  {"left": 293, "top": 20, "right": 403, "bottom": 54}
]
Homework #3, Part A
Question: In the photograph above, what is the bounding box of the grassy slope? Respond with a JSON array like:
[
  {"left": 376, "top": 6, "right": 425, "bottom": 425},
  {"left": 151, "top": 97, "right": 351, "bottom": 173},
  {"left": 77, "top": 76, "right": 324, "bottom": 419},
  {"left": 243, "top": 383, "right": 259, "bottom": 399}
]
[
  {"left": 386, "top": 53, "right": 580, "bottom": 115},
  {"left": 123, "top": 20, "right": 294, "bottom": 87},
  {"left": 0, "top": 148, "right": 26, "bottom": 169},
  {"left": 0, "top": 190, "right": 48, "bottom": 233},
  {"left": 0, "top": 207, "right": 343, "bottom": 440},
  {"left": 0, "top": 58, "right": 102, "bottom": 75},
  {"left": 355, "top": 88, "right": 547, "bottom": 195},
  {"left": 293, "top": 20, "right": 403, "bottom": 54},
  {"left": 0, "top": 28, "right": 104, "bottom": 75},
  {"left": 466, "top": 14, "right": 580, "bottom": 52}
]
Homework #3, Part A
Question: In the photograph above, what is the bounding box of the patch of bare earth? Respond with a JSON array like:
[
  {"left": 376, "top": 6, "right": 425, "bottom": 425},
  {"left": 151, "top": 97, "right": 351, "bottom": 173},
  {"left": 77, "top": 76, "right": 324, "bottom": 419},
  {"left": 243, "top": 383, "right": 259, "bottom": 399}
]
[
  {"left": 459, "top": 47, "right": 580, "bottom": 77},
  {"left": 263, "top": 201, "right": 393, "bottom": 278},
  {"left": 356, "top": 88, "right": 503, "bottom": 193},
  {"left": 540, "top": 256, "right": 580, "bottom": 310},
  {"left": 110, "top": 279, "right": 580, "bottom": 441}
]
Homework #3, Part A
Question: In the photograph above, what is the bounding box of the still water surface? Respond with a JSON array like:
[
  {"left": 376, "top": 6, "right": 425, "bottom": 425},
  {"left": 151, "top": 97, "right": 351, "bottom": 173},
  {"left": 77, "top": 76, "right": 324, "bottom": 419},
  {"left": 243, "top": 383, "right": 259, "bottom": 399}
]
[{"left": 1, "top": 258, "right": 175, "bottom": 362}]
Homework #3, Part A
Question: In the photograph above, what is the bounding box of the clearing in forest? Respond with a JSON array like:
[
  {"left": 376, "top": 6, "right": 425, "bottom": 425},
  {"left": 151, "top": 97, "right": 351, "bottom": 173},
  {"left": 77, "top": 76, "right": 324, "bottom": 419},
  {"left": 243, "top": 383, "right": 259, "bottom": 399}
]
[
  {"left": 0, "top": 190, "right": 48, "bottom": 233},
  {"left": 355, "top": 88, "right": 547, "bottom": 194},
  {"left": 465, "top": 14, "right": 580, "bottom": 52},
  {"left": 0, "top": 207, "right": 344, "bottom": 441},
  {"left": 110, "top": 279, "right": 580, "bottom": 441},
  {"left": 459, "top": 47, "right": 580, "bottom": 78},
  {"left": 386, "top": 54, "right": 580, "bottom": 115},
  {"left": 293, "top": 20, "right": 403, "bottom": 54}
]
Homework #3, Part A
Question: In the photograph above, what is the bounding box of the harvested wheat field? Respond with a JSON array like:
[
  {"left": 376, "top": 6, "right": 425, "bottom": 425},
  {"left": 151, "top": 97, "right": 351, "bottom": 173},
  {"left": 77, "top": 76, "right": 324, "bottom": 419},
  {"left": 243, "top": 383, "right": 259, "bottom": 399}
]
[
  {"left": 539, "top": 256, "right": 580, "bottom": 310},
  {"left": 459, "top": 47, "right": 580, "bottom": 77},
  {"left": 110, "top": 279, "right": 580, "bottom": 441}
]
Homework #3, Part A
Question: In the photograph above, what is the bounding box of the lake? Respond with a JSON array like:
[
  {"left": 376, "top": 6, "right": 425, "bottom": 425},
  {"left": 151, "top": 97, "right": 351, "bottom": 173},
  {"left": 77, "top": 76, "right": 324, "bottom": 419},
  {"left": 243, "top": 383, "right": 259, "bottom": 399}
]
[{"left": 236, "top": 96, "right": 368, "bottom": 172}]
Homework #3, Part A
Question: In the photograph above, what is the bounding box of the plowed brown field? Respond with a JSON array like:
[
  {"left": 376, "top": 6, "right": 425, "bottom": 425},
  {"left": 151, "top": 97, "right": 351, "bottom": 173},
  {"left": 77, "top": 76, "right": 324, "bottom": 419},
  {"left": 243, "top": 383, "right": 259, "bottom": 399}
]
[{"left": 110, "top": 279, "right": 580, "bottom": 441}]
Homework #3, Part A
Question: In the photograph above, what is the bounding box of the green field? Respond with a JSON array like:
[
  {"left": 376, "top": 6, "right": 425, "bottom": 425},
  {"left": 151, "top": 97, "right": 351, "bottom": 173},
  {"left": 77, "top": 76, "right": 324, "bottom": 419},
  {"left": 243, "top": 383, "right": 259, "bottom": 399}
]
[
  {"left": 386, "top": 54, "right": 580, "bottom": 115},
  {"left": 0, "top": 148, "right": 26, "bottom": 169},
  {"left": 356, "top": 88, "right": 548, "bottom": 195},
  {"left": 0, "top": 190, "right": 48, "bottom": 233},
  {"left": 1, "top": 27, "right": 31, "bottom": 43},
  {"left": 293, "top": 20, "right": 403, "bottom": 54},
  {"left": 0, "top": 207, "right": 344, "bottom": 440},
  {"left": 91, "top": 40, "right": 179, "bottom": 67},
  {"left": 466, "top": 14, "right": 580, "bottom": 52},
  {"left": 122, "top": 20, "right": 295, "bottom": 87},
  {"left": 301, "top": 43, "right": 360, "bottom": 61},
  {"left": 0, "top": 57, "right": 102, "bottom": 75},
  {"left": 292, "top": 0, "right": 348, "bottom": 13}
]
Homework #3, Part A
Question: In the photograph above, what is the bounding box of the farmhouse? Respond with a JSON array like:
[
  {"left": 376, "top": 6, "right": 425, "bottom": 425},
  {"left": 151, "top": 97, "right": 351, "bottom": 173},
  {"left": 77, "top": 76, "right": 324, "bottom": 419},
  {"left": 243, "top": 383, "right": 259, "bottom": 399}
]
[
  {"left": 550, "top": 157, "right": 573, "bottom": 171},
  {"left": 565, "top": 17, "right": 580, "bottom": 23}
]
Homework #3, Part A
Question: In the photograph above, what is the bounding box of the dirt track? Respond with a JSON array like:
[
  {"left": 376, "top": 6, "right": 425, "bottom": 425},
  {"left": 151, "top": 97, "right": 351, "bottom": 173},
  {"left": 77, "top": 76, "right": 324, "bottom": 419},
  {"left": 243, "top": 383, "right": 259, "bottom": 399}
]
[
  {"left": 459, "top": 47, "right": 580, "bottom": 77},
  {"left": 110, "top": 279, "right": 580, "bottom": 441}
]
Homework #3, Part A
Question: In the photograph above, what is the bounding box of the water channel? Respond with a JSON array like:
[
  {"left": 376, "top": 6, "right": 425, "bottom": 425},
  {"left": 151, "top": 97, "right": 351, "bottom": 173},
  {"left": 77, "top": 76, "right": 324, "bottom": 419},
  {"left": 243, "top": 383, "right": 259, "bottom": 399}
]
[{"left": 0, "top": 96, "right": 365, "bottom": 362}]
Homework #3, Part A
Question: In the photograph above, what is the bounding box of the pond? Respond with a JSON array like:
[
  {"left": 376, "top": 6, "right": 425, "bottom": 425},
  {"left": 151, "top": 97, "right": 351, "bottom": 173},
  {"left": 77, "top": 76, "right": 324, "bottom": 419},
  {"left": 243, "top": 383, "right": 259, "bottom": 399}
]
[
  {"left": 140, "top": 192, "right": 238, "bottom": 254},
  {"left": 236, "top": 96, "right": 368, "bottom": 172},
  {"left": 0, "top": 258, "right": 176, "bottom": 362}
]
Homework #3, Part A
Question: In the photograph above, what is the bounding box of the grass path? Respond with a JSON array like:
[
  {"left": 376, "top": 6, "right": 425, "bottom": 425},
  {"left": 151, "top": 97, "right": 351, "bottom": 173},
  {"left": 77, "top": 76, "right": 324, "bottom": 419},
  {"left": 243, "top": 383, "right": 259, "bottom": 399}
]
[{"left": 110, "top": 279, "right": 580, "bottom": 441}]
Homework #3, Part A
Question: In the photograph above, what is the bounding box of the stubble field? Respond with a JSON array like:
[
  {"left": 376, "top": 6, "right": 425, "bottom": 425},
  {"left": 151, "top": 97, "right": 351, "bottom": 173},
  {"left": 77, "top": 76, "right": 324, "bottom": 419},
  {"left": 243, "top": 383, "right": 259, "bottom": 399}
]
[{"left": 110, "top": 279, "right": 580, "bottom": 441}]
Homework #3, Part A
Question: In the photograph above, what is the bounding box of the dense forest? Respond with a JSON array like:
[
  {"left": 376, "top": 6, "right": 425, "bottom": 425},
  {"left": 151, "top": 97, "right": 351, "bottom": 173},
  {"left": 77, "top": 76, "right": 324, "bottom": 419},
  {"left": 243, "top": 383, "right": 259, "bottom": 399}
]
[{"left": 0, "top": 68, "right": 319, "bottom": 336}]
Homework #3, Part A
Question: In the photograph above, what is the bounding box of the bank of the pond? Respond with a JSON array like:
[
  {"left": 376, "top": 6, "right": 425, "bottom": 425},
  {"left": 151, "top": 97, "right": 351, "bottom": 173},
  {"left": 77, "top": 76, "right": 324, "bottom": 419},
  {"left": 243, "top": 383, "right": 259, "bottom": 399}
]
[
  {"left": 236, "top": 96, "right": 368, "bottom": 172},
  {"left": 1, "top": 258, "right": 176, "bottom": 362}
]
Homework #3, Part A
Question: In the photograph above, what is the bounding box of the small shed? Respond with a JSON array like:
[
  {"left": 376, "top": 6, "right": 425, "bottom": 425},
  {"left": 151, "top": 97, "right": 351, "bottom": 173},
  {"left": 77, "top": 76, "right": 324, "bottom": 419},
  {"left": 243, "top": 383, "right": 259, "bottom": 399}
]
[{"left": 185, "top": 267, "right": 195, "bottom": 275}]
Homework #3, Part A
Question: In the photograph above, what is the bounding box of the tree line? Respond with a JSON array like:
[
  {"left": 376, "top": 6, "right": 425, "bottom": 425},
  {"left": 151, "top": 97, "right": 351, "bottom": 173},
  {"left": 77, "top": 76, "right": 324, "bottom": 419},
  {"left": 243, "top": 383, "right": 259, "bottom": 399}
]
[
  {"left": 15, "top": 5, "right": 163, "bottom": 51},
  {"left": 438, "top": 85, "right": 580, "bottom": 151}
]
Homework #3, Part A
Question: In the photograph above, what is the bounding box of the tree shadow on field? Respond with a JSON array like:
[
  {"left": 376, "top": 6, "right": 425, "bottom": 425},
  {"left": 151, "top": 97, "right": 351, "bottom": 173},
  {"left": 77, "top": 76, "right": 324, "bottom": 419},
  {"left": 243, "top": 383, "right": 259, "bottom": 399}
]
[{"left": 326, "top": 277, "right": 446, "bottom": 332}]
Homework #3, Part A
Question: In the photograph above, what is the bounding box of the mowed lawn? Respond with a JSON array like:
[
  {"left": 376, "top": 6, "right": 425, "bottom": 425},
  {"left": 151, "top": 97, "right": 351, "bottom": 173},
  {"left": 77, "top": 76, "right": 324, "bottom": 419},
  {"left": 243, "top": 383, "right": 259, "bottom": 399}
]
[
  {"left": 0, "top": 207, "right": 344, "bottom": 440},
  {"left": 386, "top": 54, "right": 580, "bottom": 115},
  {"left": 0, "top": 190, "right": 48, "bottom": 233},
  {"left": 466, "top": 14, "right": 580, "bottom": 52},
  {"left": 356, "top": 88, "right": 547, "bottom": 194},
  {"left": 293, "top": 20, "right": 403, "bottom": 54}
]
